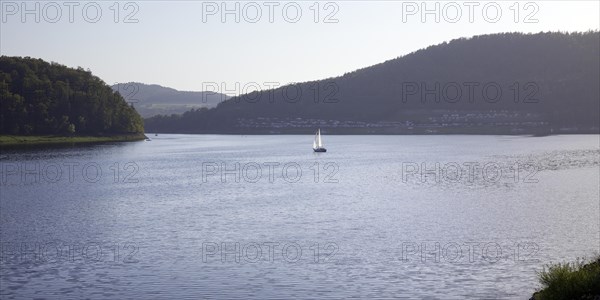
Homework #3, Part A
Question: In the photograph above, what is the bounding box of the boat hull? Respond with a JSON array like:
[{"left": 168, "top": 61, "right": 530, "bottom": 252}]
[{"left": 313, "top": 148, "right": 327, "bottom": 152}]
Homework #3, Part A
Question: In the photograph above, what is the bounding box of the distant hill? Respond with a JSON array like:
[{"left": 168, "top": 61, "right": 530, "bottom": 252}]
[
  {"left": 111, "top": 82, "right": 229, "bottom": 118},
  {"left": 145, "top": 31, "right": 600, "bottom": 134},
  {"left": 0, "top": 56, "right": 144, "bottom": 136}
]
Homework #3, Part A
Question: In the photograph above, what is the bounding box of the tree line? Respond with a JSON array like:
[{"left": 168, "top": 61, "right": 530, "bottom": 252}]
[
  {"left": 0, "top": 56, "right": 144, "bottom": 136},
  {"left": 145, "top": 31, "right": 599, "bottom": 134}
]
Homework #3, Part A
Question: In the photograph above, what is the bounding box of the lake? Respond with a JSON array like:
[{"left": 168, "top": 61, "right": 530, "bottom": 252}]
[{"left": 1, "top": 134, "right": 599, "bottom": 299}]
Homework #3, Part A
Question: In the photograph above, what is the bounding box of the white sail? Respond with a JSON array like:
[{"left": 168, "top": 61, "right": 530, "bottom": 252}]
[
  {"left": 312, "top": 129, "right": 326, "bottom": 152},
  {"left": 317, "top": 129, "right": 323, "bottom": 147}
]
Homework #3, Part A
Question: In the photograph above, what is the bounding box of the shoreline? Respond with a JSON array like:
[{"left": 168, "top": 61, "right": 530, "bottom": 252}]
[
  {"left": 0, "top": 134, "right": 147, "bottom": 148},
  {"left": 144, "top": 131, "right": 600, "bottom": 136}
]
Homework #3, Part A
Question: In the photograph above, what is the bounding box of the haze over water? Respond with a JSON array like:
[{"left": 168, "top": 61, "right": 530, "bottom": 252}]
[{"left": 1, "top": 134, "right": 599, "bottom": 299}]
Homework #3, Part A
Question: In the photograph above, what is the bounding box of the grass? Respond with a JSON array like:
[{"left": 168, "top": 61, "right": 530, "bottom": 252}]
[
  {"left": 0, "top": 134, "right": 147, "bottom": 147},
  {"left": 533, "top": 255, "right": 600, "bottom": 300}
]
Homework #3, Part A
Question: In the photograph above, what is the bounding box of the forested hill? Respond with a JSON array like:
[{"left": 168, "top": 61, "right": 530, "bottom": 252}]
[
  {"left": 110, "top": 82, "right": 229, "bottom": 118},
  {"left": 145, "top": 31, "right": 599, "bottom": 134},
  {"left": 0, "top": 56, "right": 144, "bottom": 136}
]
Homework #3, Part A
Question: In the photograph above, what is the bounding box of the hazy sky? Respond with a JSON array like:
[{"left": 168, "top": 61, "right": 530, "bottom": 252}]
[{"left": 1, "top": 1, "right": 598, "bottom": 94}]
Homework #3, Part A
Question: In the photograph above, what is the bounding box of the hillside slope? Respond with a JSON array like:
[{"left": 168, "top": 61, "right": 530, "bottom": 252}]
[
  {"left": 111, "top": 82, "right": 229, "bottom": 118},
  {"left": 0, "top": 56, "right": 144, "bottom": 136},
  {"left": 145, "top": 31, "right": 600, "bottom": 134}
]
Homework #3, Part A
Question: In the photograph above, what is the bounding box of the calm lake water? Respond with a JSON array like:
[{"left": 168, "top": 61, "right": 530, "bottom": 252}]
[{"left": 1, "top": 134, "right": 599, "bottom": 299}]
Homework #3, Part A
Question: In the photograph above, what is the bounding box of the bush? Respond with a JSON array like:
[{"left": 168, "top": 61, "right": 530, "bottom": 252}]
[{"left": 533, "top": 256, "right": 600, "bottom": 300}]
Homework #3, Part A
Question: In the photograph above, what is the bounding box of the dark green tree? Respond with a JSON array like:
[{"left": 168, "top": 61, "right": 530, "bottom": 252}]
[{"left": 0, "top": 56, "right": 144, "bottom": 135}]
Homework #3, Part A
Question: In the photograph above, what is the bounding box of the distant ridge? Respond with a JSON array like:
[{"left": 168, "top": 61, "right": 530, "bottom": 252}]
[
  {"left": 111, "top": 82, "right": 230, "bottom": 118},
  {"left": 145, "top": 31, "right": 599, "bottom": 134}
]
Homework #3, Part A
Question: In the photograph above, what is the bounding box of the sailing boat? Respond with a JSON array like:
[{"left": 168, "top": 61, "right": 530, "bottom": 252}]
[{"left": 313, "top": 129, "right": 327, "bottom": 152}]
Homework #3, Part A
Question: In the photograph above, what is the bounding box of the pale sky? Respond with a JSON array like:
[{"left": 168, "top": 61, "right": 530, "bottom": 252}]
[{"left": 1, "top": 1, "right": 598, "bottom": 95}]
